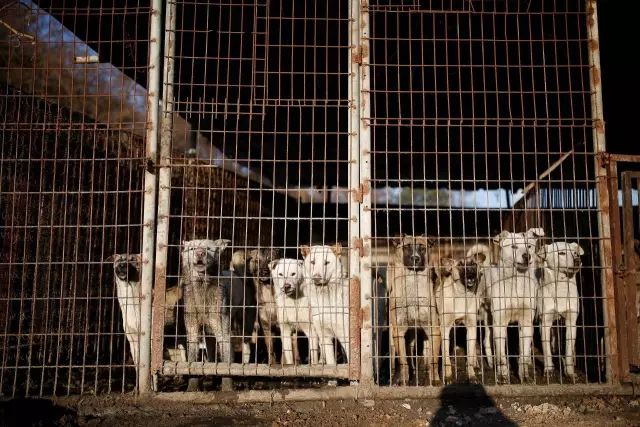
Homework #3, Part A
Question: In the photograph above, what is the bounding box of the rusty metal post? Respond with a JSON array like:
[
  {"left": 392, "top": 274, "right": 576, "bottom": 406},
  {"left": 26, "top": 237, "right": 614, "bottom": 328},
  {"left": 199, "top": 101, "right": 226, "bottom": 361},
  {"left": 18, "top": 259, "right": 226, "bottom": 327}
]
[
  {"left": 139, "top": 0, "right": 164, "bottom": 394},
  {"left": 586, "top": 0, "right": 618, "bottom": 383},
  {"left": 348, "top": 0, "right": 373, "bottom": 386},
  {"left": 151, "top": 0, "right": 177, "bottom": 389}
]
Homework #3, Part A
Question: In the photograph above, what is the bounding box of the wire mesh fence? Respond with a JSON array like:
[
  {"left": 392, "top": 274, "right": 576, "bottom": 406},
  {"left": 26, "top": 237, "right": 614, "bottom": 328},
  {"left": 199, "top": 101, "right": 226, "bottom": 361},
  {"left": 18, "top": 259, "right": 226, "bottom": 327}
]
[{"left": 0, "top": 0, "right": 625, "bottom": 396}]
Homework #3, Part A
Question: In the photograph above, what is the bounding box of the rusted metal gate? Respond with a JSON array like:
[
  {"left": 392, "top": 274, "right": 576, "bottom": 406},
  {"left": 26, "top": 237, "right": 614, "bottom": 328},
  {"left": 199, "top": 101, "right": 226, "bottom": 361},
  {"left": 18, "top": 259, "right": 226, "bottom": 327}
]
[{"left": 606, "top": 154, "right": 640, "bottom": 382}]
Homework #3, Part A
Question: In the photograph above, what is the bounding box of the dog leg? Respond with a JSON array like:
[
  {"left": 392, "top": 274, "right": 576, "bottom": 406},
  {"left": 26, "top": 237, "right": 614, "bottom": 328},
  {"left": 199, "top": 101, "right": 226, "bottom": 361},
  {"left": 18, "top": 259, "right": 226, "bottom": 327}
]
[
  {"left": 519, "top": 318, "right": 534, "bottom": 383},
  {"left": 320, "top": 328, "right": 336, "bottom": 365},
  {"left": 125, "top": 332, "right": 139, "bottom": 367},
  {"left": 493, "top": 323, "right": 509, "bottom": 383},
  {"left": 185, "top": 316, "right": 200, "bottom": 363},
  {"left": 393, "top": 326, "right": 409, "bottom": 385},
  {"left": 442, "top": 323, "right": 453, "bottom": 381},
  {"left": 263, "top": 322, "right": 276, "bottom": 365},
  {"left": 466, "top": 319, "right": 478, "bottom": 382},
  {"left": 306, "top": 325, "right": 320, "bottom": 364},
  {"left": 210, "top": 317, "right": 231, "bottom": 363},
  {"left": 281, "top": 324, "right": 294, "bottom": 365},
  {"left": 564, "top": 312, "right": 579, "bottom": 382},
  {"left": 541, "top": 312, "right": 555, "bottom": 376},
  {"left": 482, "top": 308, "right": 493, "bottom": 368},
  {"left": 428, "top": 314, "right": 442, "bottom": 386}
]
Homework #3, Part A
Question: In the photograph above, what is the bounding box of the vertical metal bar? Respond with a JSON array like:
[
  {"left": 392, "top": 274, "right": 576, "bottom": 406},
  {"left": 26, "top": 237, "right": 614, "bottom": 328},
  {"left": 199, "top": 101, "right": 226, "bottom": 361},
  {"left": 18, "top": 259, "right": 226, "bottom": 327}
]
[
  {"left": 621, "top": 172, "right": 638, "bottom": 372},
  {"left": 586, "top": 0, "right": 617, "bottom": 383},
  {"left": 139, "top": 0, "right": 164, "bottom": 394},
  {"left": 606, "top": 159, "right": 627, "bottom": 381},
  {"left": 351, "top": 0, "right": 373, "bottom": 385},
  {"left": 151, "top": 0, "right": 177, "bottom": 385}
]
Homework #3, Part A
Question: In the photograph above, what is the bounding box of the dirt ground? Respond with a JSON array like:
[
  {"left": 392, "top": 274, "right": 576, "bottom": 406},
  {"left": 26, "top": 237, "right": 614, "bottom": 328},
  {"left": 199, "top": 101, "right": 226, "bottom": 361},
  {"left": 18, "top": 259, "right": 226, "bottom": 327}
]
[{"left": 1, "top": 389, "right": 639, "bottom": 427}]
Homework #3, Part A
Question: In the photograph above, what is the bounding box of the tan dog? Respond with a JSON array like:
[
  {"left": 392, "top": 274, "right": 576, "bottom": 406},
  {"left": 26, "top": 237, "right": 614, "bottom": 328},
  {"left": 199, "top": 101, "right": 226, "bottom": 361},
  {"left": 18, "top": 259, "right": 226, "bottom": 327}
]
[
  {"left": 387, "top": 235, "right": 441, "bottom": 385},
  {"left": 434, "top": 258, "right": 481, "bottom": 382}
]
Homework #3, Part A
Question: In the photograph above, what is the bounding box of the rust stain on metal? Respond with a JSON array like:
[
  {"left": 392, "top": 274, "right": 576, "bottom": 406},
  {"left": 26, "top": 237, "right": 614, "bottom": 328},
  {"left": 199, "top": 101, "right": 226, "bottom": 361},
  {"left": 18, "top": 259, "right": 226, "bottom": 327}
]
[
  {"left": 352, "top": 47, "right": 362, "bottom": 65},
  {"left": 151, "top": 265, "right": 168, "bottom": 373},
  {"left": 594, "top": 118, "right": 605, "bottom": 134},
  {"left": 350, "top": 276, "right": 362, "bottom": 381},
  {"left": 360, "top": 44, "right": 369, "bottom": 60},
  {"left": 589, "top": 39, "right": 599, "bottom": 51},
  {"left": 353, "top": 237, "right": 366, "bottom": 257},
  {"left": 352, "top": 181, "right": 370, "bottom": 203},
  {"left": 592, "top": 67, "right": 601, "bottom": 86}
]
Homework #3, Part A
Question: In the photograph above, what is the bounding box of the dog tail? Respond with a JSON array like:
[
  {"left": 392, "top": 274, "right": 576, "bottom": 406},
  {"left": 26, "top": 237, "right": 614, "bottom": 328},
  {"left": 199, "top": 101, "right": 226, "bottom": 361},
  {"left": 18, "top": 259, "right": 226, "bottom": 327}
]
[{"left": 466, "top": 243, "right": 492, "bottom": 267}]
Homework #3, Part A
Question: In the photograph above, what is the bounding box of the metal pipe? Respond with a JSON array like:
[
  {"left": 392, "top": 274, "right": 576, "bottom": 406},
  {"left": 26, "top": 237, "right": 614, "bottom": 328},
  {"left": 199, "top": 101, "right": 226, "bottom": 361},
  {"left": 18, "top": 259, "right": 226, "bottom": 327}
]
[
  {"left": 151, "top": 0, "right": 176, "bottom": 390},
  {"left": 139, "top": 0, "right": 164, "bottom": 395},
  {"left": 358, "top": 0, "right": 374, "bottom": 385},
  {"left": 586, "top": 0, "right": 618, "bottom": 383}
]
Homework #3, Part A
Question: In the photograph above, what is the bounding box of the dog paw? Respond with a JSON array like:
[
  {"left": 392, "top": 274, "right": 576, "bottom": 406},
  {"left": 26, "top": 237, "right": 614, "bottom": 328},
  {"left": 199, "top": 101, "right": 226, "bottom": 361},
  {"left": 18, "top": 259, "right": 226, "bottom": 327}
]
[
  {"left": 564, "top": 372, "right": 578, "bottom": 383},
  {"left": 468, "top": 376, "right": 480, "bottom": 384}
]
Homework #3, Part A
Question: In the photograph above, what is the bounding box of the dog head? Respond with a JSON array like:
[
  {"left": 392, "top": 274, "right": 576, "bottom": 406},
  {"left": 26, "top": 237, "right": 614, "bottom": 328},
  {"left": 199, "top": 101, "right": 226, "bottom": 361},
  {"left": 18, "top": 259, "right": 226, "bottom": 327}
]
[
  {"left": 300, "top": 244, "right": 344, "bottom": 286},
  {"left": 247, "top": 248, "right": 281, "bottom": 284},
  {"left": 538, "top": 241, "right": 584, "bottom": 277},
  {"left": 107, "top": 253, "right": 141, "bottom": 283},
  {"left": 269, "top": 258, "right": 305, "bottom": 298},
  {"left": 181, "top": 239, "right": 231, "bottom": 279},
  {"left": 456, "top": 256, "right": 481, "bottom": 292},
  {"left": 392, "top": 234, "right": 435, "bottom": 272},
  {"left": 493, "top": 228, "right": 545, "bottom": 272}
]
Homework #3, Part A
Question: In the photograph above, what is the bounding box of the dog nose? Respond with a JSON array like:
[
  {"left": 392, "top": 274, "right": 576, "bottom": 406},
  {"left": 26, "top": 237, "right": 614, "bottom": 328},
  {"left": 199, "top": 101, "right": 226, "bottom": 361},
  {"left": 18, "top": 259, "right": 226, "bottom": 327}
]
[
  {"left": 195, "top": 248, "right": 205, "bottom": 258},
  {"left": 283, "top": 284, "right": 292, "bottom": 292},
  {"left": 522, "top": 253, "right": 530, "bottom": 262},
  {"left": 411, "top": 255, "right": 421, "bottom": 262}
]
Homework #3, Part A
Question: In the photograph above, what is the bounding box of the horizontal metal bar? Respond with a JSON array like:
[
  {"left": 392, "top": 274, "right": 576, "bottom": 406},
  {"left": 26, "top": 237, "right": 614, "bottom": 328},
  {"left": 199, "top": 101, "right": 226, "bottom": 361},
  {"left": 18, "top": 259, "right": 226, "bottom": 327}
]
[{"left": 161, "top": 362, "right": 350, "bottom": 378}]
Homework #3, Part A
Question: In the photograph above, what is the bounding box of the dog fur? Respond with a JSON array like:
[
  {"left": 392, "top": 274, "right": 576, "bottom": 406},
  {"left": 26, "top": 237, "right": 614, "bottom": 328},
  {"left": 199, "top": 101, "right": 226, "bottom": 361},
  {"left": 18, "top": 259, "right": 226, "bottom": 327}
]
[
  {"left": 269, "top": 258, "right": 319, "bottom": 365},
  {"left": 434, "top": 257, "right": 481, "bottom": 382},
  {"left": 537, "top": 241, "right": 584, "bottom": 380},
  {"left": 387, "top": 235, "right": 441, "bottom": 385},
  {"left": 466, "top": 243, "right": 495, "bottom": 368},
  {"left": 247, "top": 248, "right": 281, "bottom": 364},
  {"left": 480, "top": 228, "right": 545, "bottom": 383},
  {"left": 108, "top": 253, "right": 143, "bottom": 366},
  {"left": 180, "top": 239, "right": 232, "bottom": 364},
  {"left": 301, "top": 244, "right": 350, "bottom": 365}
]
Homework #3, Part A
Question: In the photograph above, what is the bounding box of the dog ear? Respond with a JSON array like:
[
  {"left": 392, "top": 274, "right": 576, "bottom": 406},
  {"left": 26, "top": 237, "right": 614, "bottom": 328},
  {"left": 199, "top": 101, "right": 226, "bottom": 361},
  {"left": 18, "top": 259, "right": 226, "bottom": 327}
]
[
  {"left": 300, "top": 245, "right": 311, "bottom": 258},
  {"left": 392, "top": 236, "right": 403, "bottom": 247},
  {"left": 493, "top": 230, "right": 510, "bottom": 245},
  {"left": 105, "top": 254, "right": 117, "bottom": 263},
  {"left": 268, "top": 260, "right": 278, "bottom": 271},
  {"left": 331, "top": 243, "right": 343, "bottom": 256},
  {"left": 571, "top": 242, "right": 585, "bottom": 256},
  {"left": 440, "top": 258, "right": 455, "bottom": 274},
  {"left": 536, "top": 245, "right": 548, "bottom": 260},
  {"left": 272, "top": 248, "right": 282, "bottom": 259},
  {"left": 526, "top": 227, "right": 545, "bottom": 238},
  {"left": 214, "top": 239, "right": 231, "bottom": 251},
  {"left": 427, "top": 237, "right": 436, "bottom": 248}
]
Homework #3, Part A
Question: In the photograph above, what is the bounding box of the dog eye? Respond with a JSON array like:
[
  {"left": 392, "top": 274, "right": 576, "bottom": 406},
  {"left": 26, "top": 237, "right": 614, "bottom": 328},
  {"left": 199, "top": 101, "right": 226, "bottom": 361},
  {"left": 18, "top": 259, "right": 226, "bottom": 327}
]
[
  {"left": 324, "top": 261, "right": 330, "bottom": 266},
  {"left": 511, "top": 245, "right": 518, "bottom": 250},
  {"left": 310, "top": 260, "right": 315, "bottom": 265},
  {"left": 558, "top": 251, "right": 566, "bottom": 256},
  {"left": 290, "top": 272, "right": 296, "bottom": 277},
  {"left": 278, "top": 273, "right": 284, "bottom": 277}
]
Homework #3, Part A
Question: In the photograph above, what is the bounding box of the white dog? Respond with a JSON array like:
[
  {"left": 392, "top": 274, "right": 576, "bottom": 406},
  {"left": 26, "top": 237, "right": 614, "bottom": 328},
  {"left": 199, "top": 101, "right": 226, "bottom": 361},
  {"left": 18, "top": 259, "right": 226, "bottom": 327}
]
[
  {"left": 537, "top": 241, "right": 584, "bottom": 380},
  {"left": 301, "top": 244, "right": 350, "bottom": 365},
  {"left": 434, "top": 258, "right": 481, "bottom": 382},
  {"left": 387, "top": 235, "right": 441, "bottom": 385},
  {"left": 480, "top": 228, "right": 545, "bottom": 383},
  {"left": 108, "top": 253, "right": 143, "bottom": 366},
  {"left": 269, "top": 258, "right": 319, "bottom": 365}
]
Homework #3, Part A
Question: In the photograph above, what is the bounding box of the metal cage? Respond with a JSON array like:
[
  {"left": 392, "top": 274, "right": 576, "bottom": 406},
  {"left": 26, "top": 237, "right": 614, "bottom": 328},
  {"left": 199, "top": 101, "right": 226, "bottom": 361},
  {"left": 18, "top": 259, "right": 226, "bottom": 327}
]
[{"left": 0, "top": 0, "right": 628, "bottom": 397}]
